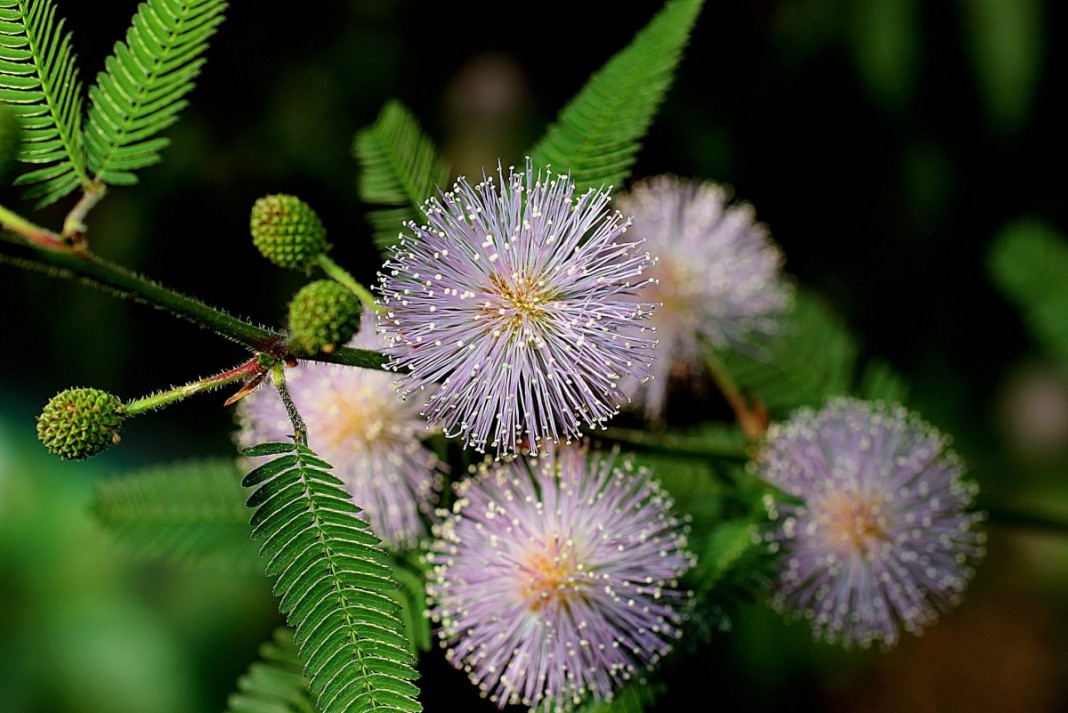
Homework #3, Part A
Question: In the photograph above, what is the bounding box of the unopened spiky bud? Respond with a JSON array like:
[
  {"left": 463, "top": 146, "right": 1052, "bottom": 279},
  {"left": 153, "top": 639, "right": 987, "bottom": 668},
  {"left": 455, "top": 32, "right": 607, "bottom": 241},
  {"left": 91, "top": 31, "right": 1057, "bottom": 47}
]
[
  {"left": 287, "top": 279, "right": 361, "bottom": 355},
  {"left": 37, "top": 387, "right": 126, "bottom": 460},
  {"left": 250, "top": 194, "right": 329, "bottom": 271}
]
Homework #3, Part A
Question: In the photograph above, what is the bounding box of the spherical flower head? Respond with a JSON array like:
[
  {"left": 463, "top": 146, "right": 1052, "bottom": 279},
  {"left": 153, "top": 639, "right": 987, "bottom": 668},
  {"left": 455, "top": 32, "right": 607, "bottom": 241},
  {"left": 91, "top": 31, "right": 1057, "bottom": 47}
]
[
  {"left": 37, "top": 387, "right": 125, "bottom": 460},
  {"left": 614, "top": 176, "right": 792, "bottom": 422},
  {"left": 376, "top": 159, "right": 658, "bottom": 457},
  {"left": 235, "top": 308, "right": 444, "bottom": 549},
  {"left": 249, "top": 194, "right": 329, "bottom": 271},
  {"left": 287, "top": 279, "right": 361, "bottom": 355},
  {"left": 427, "top": 444, "right": 693, "bottom": 711},
  {"left": 755, "top": 397, "right": 986, "bottom": 648}
]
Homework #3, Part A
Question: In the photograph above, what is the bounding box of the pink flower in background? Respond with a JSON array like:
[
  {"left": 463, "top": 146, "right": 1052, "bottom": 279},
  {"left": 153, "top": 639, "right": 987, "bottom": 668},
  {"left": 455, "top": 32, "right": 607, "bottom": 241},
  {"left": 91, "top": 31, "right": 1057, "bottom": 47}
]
[
  {"left": 756, "top": 397, "right": 986, "bottom": 647},
  {"left": 616, "top": 176, "right": 791, "bottom": 422}
]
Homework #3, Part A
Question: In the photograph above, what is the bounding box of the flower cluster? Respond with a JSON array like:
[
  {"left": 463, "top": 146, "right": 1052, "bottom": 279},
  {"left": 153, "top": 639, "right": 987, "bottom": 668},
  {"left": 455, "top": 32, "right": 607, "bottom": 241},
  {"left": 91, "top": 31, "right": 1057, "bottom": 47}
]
[
  {"left": 615, "top": 176, "right": 792, "bottom": 422},
  {"left": 755, "top": 397, "right": 986, "bottom": 647},
  {"left": 235, "top": 308, "right": 444, "bottom": 549},
  {"left": 427, "top": 444, "right": 693, "bottom": 710},
  {"left": 376, "top": 160, "right": 658, "bottom": 457}
]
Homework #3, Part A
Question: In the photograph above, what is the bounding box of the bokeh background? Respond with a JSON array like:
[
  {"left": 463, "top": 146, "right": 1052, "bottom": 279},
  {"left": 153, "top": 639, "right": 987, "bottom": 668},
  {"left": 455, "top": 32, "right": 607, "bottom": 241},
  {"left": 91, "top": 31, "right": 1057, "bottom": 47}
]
[{"left": 2, "top": 0, "right": 1067, "bottom": 711}]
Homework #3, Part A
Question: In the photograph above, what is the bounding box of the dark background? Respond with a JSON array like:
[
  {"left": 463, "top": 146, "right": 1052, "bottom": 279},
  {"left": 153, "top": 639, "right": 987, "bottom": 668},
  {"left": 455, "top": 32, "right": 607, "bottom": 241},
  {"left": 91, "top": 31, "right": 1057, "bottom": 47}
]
[{"left": 2, "top": 1, "right": 1067, "bottom": 711}]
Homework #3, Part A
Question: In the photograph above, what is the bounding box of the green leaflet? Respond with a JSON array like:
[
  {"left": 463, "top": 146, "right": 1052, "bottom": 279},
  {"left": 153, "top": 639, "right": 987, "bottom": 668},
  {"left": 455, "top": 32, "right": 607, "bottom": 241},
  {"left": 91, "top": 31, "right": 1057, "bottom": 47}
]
[
  {"left": 0, "top": 0, "right": 89, "bottom": 205},
  {"left": 720, "top": 289, "right": 860, "bottom": 415},
  {"left": 0, "top": 0, "right": 226, "bottom": 203},
  {"left": 988, "top": 217, "right": 1068, "bottom": 367},
  {"left": 352, "top": 0, "right": 704, "bottom": 249},
  {"left": 527, "top": 0, "right": 705, "bottom": 194},
  {"left": 84, "top": 0, "right": 227, "bottom": 185},
  {"left": 91, "top": 458, "right": 260, "bottom": 572},
  {"left": 574, "top": 680, "right": 666, "bottom": 713},
  {"left": 353, "top": 100, "right": 451, "bottom": 253},
  {"left": 242, "top": 441, "right": 421, "bottom": 713},
  {"left": 856, "top": 356, "right": 911, "bottom": 405},
  {"left": 226, "top": 627, "right": 319, "bottom": 713},
  {"left": 386, "top": 555, "right": 432, "bottom": 656},
  {"left": 959, "top": 0, "right": 1044, "bottom": 133}
]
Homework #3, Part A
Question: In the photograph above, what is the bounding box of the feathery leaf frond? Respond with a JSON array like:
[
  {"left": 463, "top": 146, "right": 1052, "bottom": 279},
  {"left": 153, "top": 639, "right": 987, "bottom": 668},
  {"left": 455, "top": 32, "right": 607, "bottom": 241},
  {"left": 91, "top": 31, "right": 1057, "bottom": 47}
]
[
  {"left": 988, "top": 217, "right": 1068, "bottom": 367},
  {"left": 226, "top": 628, "right": 318, "bottom": 713},
  {"left": 242, "top": 441, "right": 421, "bottom": 713},
  {"left": 527, "top": 0, "right": 705, "bottom": 194},
  {"left": 857, "top": 357, "right": 910, "bottom": 405},
  {"left": 93, "top": 458, "right": 260, "bottom": 571},
  {"left": 84, "top": 0, "right": 227, "bottom": 185},
  {"left": 353, "top": 99, "right": 451, "bottom": 252},
  {"left": 575, "top": 680, "right": 665, "bottom": 713},
  {"left": 385, "top": 554, "right": 431, "bottom": 656},
  {"left": 720, "top": 289, "right": 859, "bottom": 415},
  {"left": 0, "top": 0, "right": 90, "bottom": 205}
]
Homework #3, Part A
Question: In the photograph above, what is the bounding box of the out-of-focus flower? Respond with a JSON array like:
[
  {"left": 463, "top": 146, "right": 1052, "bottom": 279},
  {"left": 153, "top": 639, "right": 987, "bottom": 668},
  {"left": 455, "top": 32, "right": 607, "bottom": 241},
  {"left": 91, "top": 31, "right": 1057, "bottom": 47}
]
[
  {"left": 376, "top": 159, "right": 658, "bottom": 457},
  {"left": 615, "top": 176, "right": 791, "bottom": 422},
  {"left": 427, "top": 444, "right": 693, "bottom": 710},
  {"left": 234, "top": 308, "right": 444, "bottom": 549},
  {"left": 756, "top": 396, "right": 986, "bottom": 648}
]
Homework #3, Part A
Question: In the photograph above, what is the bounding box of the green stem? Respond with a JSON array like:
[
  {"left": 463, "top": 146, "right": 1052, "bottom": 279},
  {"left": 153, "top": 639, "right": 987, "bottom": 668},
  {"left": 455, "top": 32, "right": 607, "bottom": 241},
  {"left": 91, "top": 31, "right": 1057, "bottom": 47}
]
[
  {"left": 704, "top": 347, "right": 766, "bottom": 441},
  {"left": 62, "top": 183, "right": 108, "bottom": 245},
  {"left": 0, "top": 203, "right": 69, "bottom": 251},
  {"left": 318, "top": 254, "right": 381, "bottom": 312},
  {"left": 982, "top": 501, "right": 1068, "bottom": 537},
  {"left": 3, "top": 206, "right": 394, "bottom": 370},
  {"left": 126, "top": 356, "right": 269, "bottom": 417},
  {"left": 15, "top": 243, "right": 286, "bottom": 352},
  {"left": 309, "top": 345, "right": 389, "bottom": 370},
  {"left": 593, "top": 426, "right": 752, "bottom": 461},
  {"left": 270, "top": 362, "right": 308, "bottom": 446}
]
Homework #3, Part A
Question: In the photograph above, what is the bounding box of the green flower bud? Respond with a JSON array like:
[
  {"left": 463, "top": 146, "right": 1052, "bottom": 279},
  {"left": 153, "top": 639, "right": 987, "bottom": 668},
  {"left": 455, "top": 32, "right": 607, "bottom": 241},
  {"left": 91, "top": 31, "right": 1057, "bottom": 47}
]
[
  {"left": 0, "top": 103, "right": 21, "bottom": 181},
  {"left": 37, "top": 387, "right": 126, "bottom": 460},
  {"left": 250, "top": 194, "right": 329, "bottom": 271},
  {"left": 287, "top": 279, "right": 361, "bottom": 355}
]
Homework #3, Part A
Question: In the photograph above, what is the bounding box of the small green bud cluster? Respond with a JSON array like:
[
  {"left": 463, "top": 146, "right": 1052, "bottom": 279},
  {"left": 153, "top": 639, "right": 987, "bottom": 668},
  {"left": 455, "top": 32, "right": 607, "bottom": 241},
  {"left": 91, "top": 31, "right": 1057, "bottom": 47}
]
[
  {"left": 287, "top": 279, "right": 361, "bottom": 355},
  {"left": 36, "top": 387, "right": 126, "bottom": 460},
  {"left": 249, "top": 194, "right": 329, "bottom": 271}
]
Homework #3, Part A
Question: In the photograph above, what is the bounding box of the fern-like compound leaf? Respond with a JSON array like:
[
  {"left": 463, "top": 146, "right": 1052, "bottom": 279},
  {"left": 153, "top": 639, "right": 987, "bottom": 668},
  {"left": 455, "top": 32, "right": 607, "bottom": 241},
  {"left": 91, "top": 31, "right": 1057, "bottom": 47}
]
[
  {"left": 720, "top": 289, "right": 860, "bottom": 416},
  {"left": 84, "top": 0, "right": 227, "bottom": 185},
  {"left": 386, "top": 554, "right": 432, "bottom": 656},
  {"left": 353, "top": 99, "right": 451, "bottom": 252},
  {"left": 226, "top": 628, "right": 318, "bottom": 713},
  {"left": 574, "top": 680, "right": 665, "bottom": 713},
  {"left": 242, "top": 441, "right": 422, "bottom": 713},
  {"left": 527, "top": 0, "right": 705, "bottom": 194},
  {"left": 0, "top": 0, "right": 90, "bottom": 205},
  {"left": 92, "top": 458, "right": 260, "bottom": 572},
  {"left": 988, "top": 217, "right": 1068, "bottom": 367}
]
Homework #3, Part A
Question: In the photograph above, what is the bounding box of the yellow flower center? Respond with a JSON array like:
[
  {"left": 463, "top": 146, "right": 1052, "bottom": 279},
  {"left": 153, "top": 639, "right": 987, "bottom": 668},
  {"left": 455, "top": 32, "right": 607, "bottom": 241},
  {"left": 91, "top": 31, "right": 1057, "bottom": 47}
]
[
  {"left": 520, "top": 536, "right": 582, "bottom": 612},
  {"left": 485, "top": 272, "right": 555, "bottom": 333},
  {"left": 315, "top": 383, "right": 396, "bottom": 452},
  {"left": 816, "top": 488, "right": 889, "bottom": 555}
]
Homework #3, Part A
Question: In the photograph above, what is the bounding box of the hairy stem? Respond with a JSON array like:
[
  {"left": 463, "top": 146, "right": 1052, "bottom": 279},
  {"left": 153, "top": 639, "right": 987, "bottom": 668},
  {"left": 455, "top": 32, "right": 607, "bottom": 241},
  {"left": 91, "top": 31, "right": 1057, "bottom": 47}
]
[
  {"left": 594, "top": 425, "right": 751, "bottom": 460},
  {"left": 126, "top": 356, "right": 270, "bottom": 416},
  {"left": 0, "top": 203, "right": 69, "bottom": 251},
  {"left": 270, "top": 362, "right": 308, "bottom": 446},
  {"left": 1, "top": 217, "right": 392, "bottom": 370}
]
